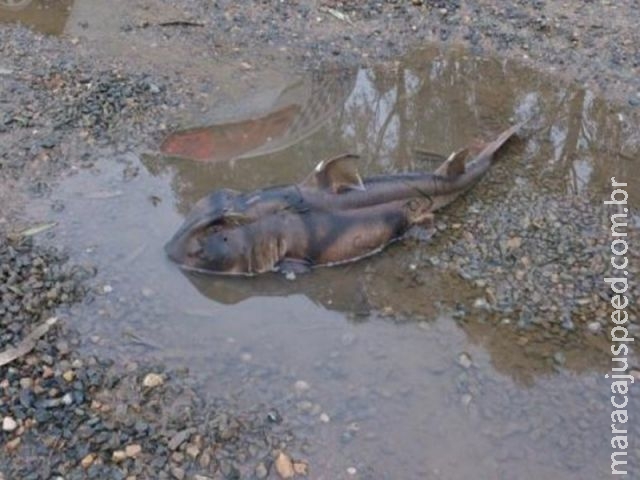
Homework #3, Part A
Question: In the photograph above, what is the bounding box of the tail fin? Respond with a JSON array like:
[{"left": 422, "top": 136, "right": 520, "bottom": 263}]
[{"left": 475, "top": 119, "right": 528, "bottom": 164}]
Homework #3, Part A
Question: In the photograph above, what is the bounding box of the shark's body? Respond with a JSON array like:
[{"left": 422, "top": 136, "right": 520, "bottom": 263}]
[
  {"left": 165, "top": 122, "right": 525, "bottom": 275},
  {"left": 179, "top": 199, "right": 433, "bottom": 275}
]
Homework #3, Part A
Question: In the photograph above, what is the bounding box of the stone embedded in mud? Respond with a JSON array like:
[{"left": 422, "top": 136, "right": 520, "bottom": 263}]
[
  {"left": 293, "top": 461, "right": 309, "bottom": 475},
  {"left": 293, "top": 380, "right": 310, "bottom": 393},
  {"left": 458, "top": 352, "right": 473, "bottom": 369},
  {"left": 275, "top": 451, "right": 295, "bottom": 479},
  {"left": 142, "top": 372, "right": 164, "bottom": 388}
]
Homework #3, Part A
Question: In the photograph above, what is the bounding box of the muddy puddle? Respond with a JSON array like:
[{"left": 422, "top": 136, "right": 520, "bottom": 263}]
[
  {"left": 0, "top": 0, "right": 73, "bottom": 35},
  {"left": 25, "top": 47, "right": 639, "bottom": 478}
]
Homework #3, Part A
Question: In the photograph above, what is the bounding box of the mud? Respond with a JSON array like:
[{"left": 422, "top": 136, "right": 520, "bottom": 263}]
[{"left": 1, "top": 1, "right": 639, "bottom": 479}]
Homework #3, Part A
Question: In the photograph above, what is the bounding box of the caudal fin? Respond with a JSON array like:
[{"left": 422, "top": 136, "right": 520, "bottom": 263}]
[{"left": 476, "top": 119, "right": 528, "bottom": 164}]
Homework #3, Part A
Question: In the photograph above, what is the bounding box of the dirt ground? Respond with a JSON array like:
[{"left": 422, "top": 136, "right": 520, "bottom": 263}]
[{"left": 1, "top": 1, "right": 639, "bottom": 479}]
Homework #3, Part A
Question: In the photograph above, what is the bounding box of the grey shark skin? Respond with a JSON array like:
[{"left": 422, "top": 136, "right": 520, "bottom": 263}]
[
  {"left": 174, "top": 198, "right": 433, "bottom": 275},
  {"left": 165, "top": 122, "right": 525, "bottom": 274}
]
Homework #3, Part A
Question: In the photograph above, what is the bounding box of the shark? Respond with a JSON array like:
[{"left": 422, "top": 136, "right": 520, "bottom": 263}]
[{"left": 165, "top": 121, "right": 525, "bottom": 275}]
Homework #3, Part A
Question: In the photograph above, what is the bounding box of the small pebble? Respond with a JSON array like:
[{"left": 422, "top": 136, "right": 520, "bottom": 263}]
[
  {"left": 275, "top": 451, "right": 295, "bottom": 478},
  {"left": 171, "top": 466, "right": 185, "bottom": 480},
  {"left": 553, "top": 351, "right": 566, "bottom": 366},
  {"left": 185, "top": 444, "right": 200, "bottom": 459},
  {"left": 5, "top": 438, "right": 21, "bottom": 452},
  {"left": 112, "top": 450, "right": 127, "bottom": 462},
  {"left": 126, "top": 444, "right": 142, "bottom": 457},
  {"left": 587, "top": 321, "right": 602, "bottom": 334},
  {"left": 473, "top": 297, "right": 489, "bottom": 309},
  {"left": 458, "top": 352, "right": 473, "bottom": 369},
  {"left": 347, "top": 467, "right": 357, "bottom": 475},
  {"left": 80, "top": 453, "right": 95, "bottom": 469},
  {"left": 143, "top": 373, "right": 164, "bottom": 388},
  {"left": 293, "top": 462, "right": 309, "bottom": 475},
  {"left": 2, "top": 416, "right": 17, "bottom": 432},
  {"left": 294, "top": 380, "right": 310, "bottom": 393}
]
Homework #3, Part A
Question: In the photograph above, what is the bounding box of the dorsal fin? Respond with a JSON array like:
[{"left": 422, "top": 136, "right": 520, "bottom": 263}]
[
  {"left": 301, "top": 153, "right": 365, "bottom": 193},
  {"left": 434, "top": 148, "right": 469, "bottom": 177}
]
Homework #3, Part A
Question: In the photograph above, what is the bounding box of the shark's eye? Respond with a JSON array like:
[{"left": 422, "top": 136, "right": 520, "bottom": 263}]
[{"left": 223, "top": 237, "right": 228, "bottom": 242}]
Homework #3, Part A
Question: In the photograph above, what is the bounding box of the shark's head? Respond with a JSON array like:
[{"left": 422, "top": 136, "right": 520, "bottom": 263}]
[
  {"left": 165, "top": 189, "right": 241, "bottom": 270},
  {"left": 167, "top": 222, "right": 253, "bottom": 275}
]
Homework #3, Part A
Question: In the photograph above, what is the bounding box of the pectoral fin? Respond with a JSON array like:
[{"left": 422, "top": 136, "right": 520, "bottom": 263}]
[
  {"left": 276, "top": 258, "right": 312, "bottom": 276},
  {"left": 300, "top": 153, "right": 365, "bottom": 193}
]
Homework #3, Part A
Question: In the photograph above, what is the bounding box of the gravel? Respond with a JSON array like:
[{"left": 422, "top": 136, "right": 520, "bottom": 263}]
[{"left": 0, "top": 236, "right": 302, "bottom": 479}]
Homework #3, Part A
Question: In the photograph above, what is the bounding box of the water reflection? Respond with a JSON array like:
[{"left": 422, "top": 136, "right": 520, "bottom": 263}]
[{"left": 160, "top": 68, "right": 357, "bottom": 163}]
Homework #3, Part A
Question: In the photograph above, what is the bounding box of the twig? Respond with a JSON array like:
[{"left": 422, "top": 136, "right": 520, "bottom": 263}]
[{"left": 0, "top": 317, "right": 58, "bottom": 367}]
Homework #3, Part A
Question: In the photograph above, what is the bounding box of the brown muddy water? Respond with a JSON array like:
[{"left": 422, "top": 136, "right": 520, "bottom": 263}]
[
  {"left": 0, "top": 0, "right": 73, "bottom": 35},
  {"left": 25, "top": 47, "right": 640, "bottom": 479}
]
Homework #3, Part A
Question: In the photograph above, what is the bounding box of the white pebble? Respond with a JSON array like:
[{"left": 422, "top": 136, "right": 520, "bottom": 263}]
[
  {"left": 587, "top": 321, "right": 602, "bottom": 334},
  {"left": 473, "top": 297, "right": 489, "bottom": 309},
  {"left": 102, "top": 285, "right": 113, "bottom": 293},
  {"left": 294, "top": 380, "right": 310, "bottom": 393},
  {"left": 458, "top": 352, "right": 473, "bottom": 369},
  {"left": 319, "top": 413, "right": 330, "bottom": 423},
  {"left": 347, "top": 467, "right": 357, "bottom": 475},
  {"left": 2, "top": 416, "right": 17, "bottom": 432},
  {"left": 142, "top": 373, "right": 164, "bottom": 388}
]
